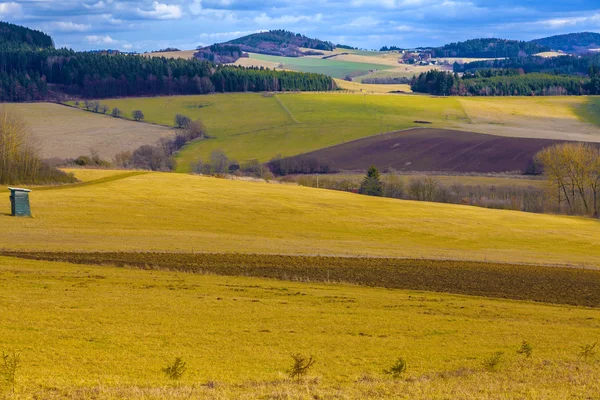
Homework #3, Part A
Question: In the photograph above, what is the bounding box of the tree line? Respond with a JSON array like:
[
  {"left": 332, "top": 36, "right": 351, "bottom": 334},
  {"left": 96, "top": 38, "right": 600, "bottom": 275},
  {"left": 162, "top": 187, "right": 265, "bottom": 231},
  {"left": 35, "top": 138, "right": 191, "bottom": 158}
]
[
  {"left": 453, "top": 53, "right": 600, "bottom": 76},
  {"left": 410, "top": 69, "right": 598, "bottom": 96},
  {"left": 431, "top": 38, "right": 549, "bottom": 58},
  {"left": 0, "top": 48, "right": 336, "bottom": 102}
]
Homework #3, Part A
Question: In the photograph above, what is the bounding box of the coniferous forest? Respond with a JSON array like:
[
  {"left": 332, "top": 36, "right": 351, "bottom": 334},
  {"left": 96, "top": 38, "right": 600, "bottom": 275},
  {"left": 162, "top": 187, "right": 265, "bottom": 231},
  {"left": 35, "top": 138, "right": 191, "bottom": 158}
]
[{"left": 0, "top": 23, "right": 336, "bottom": 102}]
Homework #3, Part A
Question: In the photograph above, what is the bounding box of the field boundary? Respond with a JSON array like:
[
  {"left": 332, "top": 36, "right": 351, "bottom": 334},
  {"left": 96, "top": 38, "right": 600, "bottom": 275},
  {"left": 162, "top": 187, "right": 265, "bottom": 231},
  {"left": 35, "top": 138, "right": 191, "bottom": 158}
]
[
  {"left": 4, "top": 252, "right": 600, "bottom": 308},
  {"left": 34, "top": 171, "right": 149, "bottom": 191},
  {"left": 274, "top": 94, "right": 299, "bottom": 123}
]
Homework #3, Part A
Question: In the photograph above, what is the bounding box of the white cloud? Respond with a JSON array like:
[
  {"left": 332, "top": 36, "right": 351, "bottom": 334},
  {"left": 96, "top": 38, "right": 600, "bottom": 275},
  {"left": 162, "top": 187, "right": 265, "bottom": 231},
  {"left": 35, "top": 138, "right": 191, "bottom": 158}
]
[
  {"left": 254, "top": 13, "right": 323, "bottom": 25},
  {"left": 85, "top": 35, "right": 117, "bottom": 45},
  {"left": 0, "top": 2, "right": 22, "bottom": 17},
  {"left": 54, "top": 21, "right": 92, "bottom": 32},
  {"left": 137, "top": 2, "right": 183, "bottom": 20}
]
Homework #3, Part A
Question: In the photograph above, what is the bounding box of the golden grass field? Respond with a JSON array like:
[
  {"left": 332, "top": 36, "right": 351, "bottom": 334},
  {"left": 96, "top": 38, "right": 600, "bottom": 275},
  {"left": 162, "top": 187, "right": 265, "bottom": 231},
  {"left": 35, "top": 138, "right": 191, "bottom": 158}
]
[
  {"left": 1, "top": 169, "right": 598, "bottom": 266},
  {"left": 143, "top": 50, "right": 197, "bottom": 59},
  {"left": 334, "top": 79, "right": 412, "bottom": 93},
  {"left": 1, "top": 255, "right": 599, "bottom": 399},
  {"left": 1, "top": 103, "right": 174, "bottom": 160}
]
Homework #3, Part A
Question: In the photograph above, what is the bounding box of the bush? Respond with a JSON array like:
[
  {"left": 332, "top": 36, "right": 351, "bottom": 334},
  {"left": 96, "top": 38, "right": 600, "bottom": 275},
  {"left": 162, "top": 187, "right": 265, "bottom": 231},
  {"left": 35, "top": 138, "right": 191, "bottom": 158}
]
[
  {"left": 162, "top": 357, "right": 187, "bottom": 381},
  {"left": 132, "top": 110, "right": 145, "bottom": 122},
  {"left": 384, "top": 358, "right": 407, "bottom": 378},
  {"left": 131, "top": 145, "right": 169, "bottom": 171},
  {"left": 483, "top": 351, "right": 503, "bottom": 371},
  {"left": 517, "top": 341, "right": 533, "bottom": 358},
  {"left": 288, "top": 354, "right": 316, "bottom": 382},
  {"left": 111, "top": 108, "right": 122, "bottom": 118},
  {"left": 175, "top": 114, "right": 191, "bottom": 129},
  {"left": 578, "top": 342, "right": 597, "bottom": 361}
]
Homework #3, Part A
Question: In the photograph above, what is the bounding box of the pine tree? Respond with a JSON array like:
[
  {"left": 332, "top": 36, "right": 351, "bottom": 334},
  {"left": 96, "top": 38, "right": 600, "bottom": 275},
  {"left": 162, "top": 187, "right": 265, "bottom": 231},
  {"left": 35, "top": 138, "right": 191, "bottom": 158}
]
[{"left": 360, "top": 165, "right": 383, "bottom": 197}]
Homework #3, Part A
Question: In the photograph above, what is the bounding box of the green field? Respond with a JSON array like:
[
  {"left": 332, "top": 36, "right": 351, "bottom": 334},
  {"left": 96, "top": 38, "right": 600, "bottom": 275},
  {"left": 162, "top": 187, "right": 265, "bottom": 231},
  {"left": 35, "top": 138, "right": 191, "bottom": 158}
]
[
  {"left": 94, "top": 93, "right": 600, "bottom": 173},
  {"left": 1, "top": 170, "right": 599, "bottom": 266},
  {"left": 1, "top": 255, "right": 599, "bottom": 399},
  {"left": 248, "top": 53, "right": 394, "bottom": 79}
]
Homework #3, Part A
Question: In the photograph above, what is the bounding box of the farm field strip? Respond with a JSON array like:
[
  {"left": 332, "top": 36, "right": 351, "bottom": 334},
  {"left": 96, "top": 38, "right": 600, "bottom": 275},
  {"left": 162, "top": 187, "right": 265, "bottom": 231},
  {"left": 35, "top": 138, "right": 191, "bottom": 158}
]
[
  {"left": 1, "top": 170, "right": 598, "bottom": 267},
  {"left": 1, "top": 256, "right": 599, "bottom": 399},
  {"left": 5, "top": 251, "right": 600, "bottom": 307},
  {"left": 1, "top": 103, "right": 175, "bottom": 159},
  {"left": 94, "top": 93, "right": 600, "bottom": 173}
]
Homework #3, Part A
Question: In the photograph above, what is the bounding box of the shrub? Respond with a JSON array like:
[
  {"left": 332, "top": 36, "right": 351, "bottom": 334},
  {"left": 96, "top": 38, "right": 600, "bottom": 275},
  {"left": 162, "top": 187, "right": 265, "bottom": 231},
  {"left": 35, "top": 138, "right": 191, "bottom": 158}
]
[
  {"left": 162, "top": 357, "right": 187, "bottom": 381},
  {"left": 1, "top": 350, "right": 20, "bottom": 393},
  {"left": 132, "top": 110, "right": 145, "bottom": 122},
  {"left": 131, "top": 145, "right": 169, "bottom": 171},
  {"left": 175, "top": 114, "right": 191, "bottom": 129},
  {"left": 578, "top": 342, "right": 597, "bottom": 361},
  {"left": 483, "top": 351, "right": 503, "bottom": 371},
  {"left": 100, "top": 104, "right": 109, "bottom": 114},
  {"left": 288, "top": 354, "right": 316, "bottom": 382},
  {"left": 111, "top": 107, "right": 122, "bottom": 118},
  {"left": 517, "top": 341, "right": 533, "bottom": 358},
  {"left": 384, "top": 358, "right": 407, "bottom": 378}
]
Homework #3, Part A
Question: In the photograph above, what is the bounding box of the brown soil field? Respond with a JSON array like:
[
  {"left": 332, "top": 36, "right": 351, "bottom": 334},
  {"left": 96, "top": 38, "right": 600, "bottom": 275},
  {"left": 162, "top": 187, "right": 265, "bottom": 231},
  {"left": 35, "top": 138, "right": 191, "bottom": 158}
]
[
  {"left": 2, "top": 103, "right": 174, "bottom": 160},
  {"left": 280, "top": 128, "right": 569, "bottom": 173}
]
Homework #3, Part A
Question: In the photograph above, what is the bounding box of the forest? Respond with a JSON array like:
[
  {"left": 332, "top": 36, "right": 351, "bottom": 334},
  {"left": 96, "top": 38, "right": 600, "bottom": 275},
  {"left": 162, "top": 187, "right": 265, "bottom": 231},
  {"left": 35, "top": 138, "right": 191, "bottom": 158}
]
[
  {"left": 195, "top": 44, "right": 248, "bottom": 64},
  {"left": 454, "top": 53, "right": 600, "bottom": 76},
  {"left": 530, "top": 32, "right": 600, "bottom": 54},
  {"left": 411, "top": 69, "right": 598, "bottom": 96},
  {"left": 225, "top": 30, "right": 334, "bottom": 57},
  {"left": 0, "top": 25, "right": 335, "bottom": 102},
  {"left": 431, "top": 38, "right": 549, "bottom": 58}
]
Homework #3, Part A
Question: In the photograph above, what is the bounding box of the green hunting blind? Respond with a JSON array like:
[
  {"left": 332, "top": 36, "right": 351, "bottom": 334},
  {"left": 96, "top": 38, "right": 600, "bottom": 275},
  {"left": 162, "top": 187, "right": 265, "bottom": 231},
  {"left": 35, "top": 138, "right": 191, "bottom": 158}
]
[{"left": 9, "top": 188, "right": 32, "bottom": 217}]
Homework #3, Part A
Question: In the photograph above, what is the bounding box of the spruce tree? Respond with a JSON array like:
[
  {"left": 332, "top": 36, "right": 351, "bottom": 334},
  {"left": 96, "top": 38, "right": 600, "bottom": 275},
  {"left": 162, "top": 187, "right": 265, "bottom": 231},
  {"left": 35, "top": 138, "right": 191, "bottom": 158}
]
[{"left": 360, "top": 165, "right": 383, "bottom": 196}]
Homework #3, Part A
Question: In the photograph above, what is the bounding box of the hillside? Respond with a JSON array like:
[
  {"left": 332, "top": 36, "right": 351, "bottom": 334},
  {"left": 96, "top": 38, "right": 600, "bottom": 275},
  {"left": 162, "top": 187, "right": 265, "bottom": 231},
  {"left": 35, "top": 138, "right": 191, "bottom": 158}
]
[
  {"left": 273, "top": 128, "right": 565, "bottom": 174},
  {"left": 0, "top": 169, "right": 599, "bottom": 266},
  {"left": 531, "top": 32, "right": 600, "bottom": 53},
  {"left": 432, "top": 38, "right": 549, "bottom": 58},
  {"left": 225, "top": 29, "right": 334, "bottom": 57},
  {"left": 0, "top": 20, "right": 53, "bottom": 49}
]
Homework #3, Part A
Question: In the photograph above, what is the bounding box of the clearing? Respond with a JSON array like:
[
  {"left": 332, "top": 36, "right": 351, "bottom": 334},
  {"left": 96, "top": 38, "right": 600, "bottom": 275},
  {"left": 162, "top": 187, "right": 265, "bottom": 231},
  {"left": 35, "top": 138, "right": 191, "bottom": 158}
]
[
  {"left": 1, "top": 103, "right": 174, "bottom": 160},
  {"left": 0, "top": 169, "right": 598, "bottom": 266}
]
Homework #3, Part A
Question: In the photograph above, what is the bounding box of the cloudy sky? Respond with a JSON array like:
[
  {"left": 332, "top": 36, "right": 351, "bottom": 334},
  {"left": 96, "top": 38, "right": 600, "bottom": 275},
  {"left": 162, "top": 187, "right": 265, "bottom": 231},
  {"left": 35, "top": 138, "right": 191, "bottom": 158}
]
[{"left": 1, "top": 0, "right": 599, "bottom": 52}]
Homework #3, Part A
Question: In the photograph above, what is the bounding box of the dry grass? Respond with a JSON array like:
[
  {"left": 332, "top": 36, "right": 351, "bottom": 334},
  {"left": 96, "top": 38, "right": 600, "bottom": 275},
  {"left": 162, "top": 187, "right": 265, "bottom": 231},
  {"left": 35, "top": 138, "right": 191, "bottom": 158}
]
[
  {"left": 1, "top": 103, "right": 174, "bottom": 159},
  {"left": 457, "top": 97, "right": 600, "bottom": 142},
  {"left": 334, "top": 79, "right": 412, "bottom": 93},
  {"left": 232, "top": 56, "right": 282, "bottom": 69},
  {"left": 534, "top": 52, "right": 566, "bottom": 58},
  {"left": 1, "top": 169, "right": 598, "bottom": 266},
  {"left": 1, "top": 256, "right": 599, "bottom": 399},
  {"left": 142, "top": 50, "right": 197, "bottom": 59}
]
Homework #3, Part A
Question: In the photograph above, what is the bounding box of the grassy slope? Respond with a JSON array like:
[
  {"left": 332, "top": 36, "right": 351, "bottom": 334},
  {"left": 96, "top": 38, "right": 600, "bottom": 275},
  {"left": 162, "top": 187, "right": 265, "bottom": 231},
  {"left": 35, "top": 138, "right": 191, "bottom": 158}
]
[
  {"left": 1, "top": 256, "right": 599, "bottom": 398},
  {"left": 247, "top": 53, "right": 394, "bottom": 78},
  {"left": 1, "top": 170, "right": 598, "bottom": 266},
  {"left": 98, "top": 94, "right": 600, "bottom": 173},
  {"left": 101, "top": 93, "right": 469, "bottom": 172}
]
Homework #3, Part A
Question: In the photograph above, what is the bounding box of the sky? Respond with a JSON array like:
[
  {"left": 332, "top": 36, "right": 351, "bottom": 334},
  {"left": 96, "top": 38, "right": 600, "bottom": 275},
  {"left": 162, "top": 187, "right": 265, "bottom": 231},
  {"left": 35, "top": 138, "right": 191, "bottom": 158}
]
[{"left": 1, "top": 0, "right": 599, "bottom": 52}]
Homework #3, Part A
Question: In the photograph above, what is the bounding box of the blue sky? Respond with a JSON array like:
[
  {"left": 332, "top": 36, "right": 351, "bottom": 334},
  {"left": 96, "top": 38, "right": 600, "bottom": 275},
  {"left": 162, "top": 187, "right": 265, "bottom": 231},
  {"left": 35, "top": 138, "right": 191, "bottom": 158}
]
[{"left": 1, "top": 0, "right": 599, "bottom": 51}]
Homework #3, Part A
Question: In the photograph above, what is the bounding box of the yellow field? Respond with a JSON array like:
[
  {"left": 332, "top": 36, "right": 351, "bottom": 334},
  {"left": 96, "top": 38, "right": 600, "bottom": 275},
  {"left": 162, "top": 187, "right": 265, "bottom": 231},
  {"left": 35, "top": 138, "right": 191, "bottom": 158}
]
[
  {"left": 1, "top": 256, "right": 599, "bottom": 399},
  {"left": 334, "top": 79, "right": 412, "bottom": 93},
  {"left": 1, "top": 103, "right": 174, "bottom": 159},
  {"left": 534, "top": 52, "right": 566, "bottom": 58},
  {"left": 457, "top": 97, "right": 600, "bottom": 142},
  {"left": 233, "top": 55, "right": 282, "bottom": 69},
  {"left": 143, "top": 50, "right": 197, "bottom": 59},
  {"left": 1, "top": 170, "right": 599, "bottom": 266}
]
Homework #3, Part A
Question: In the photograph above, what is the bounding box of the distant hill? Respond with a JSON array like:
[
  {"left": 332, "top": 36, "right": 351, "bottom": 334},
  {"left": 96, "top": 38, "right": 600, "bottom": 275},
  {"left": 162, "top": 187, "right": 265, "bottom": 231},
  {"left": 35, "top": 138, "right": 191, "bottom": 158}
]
[
  {"left": 531, "top": 32, "right": 600, "bottom": 54},
  {"left": 0, "top": 21, "right": 54, "bottom": 49},
  {"left": 195, "top": 44, "right": 248, "bottom": 64},
  {"left": 432, "top": 38, "right": 549, "bottom": 58},
  {"left": 224, "top": 30, "right": 334, "bottom": 57}
]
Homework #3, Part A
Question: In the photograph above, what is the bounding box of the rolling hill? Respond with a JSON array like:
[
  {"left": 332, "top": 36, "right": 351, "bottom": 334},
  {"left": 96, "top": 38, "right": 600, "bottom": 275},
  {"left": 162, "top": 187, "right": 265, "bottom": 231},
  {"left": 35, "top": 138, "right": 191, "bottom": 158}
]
[
  {"left": 1, "top": 169, "right": 598, "bottom": 266},
  {"left": 431, "top": 38, "right": 549, "bottom": 58},
  {"left": 224, "top": 29, "right": 334, "bottom": 57},
  {"left": 531, "top": 32, "right": 600, "bottom": 54}
]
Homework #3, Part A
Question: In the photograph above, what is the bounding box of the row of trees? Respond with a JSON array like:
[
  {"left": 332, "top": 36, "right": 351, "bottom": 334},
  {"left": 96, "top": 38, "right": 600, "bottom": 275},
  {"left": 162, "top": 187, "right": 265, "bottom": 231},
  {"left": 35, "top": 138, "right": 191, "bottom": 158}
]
[
  {"left": 432, "top": 38, "right": 549, "bottom": 58},
  {"left": 410, "top": 70, "right": 597, "bottom": 96},
  {"left": 454, "top": 53, "right": 600, "bottom": 76},
  {"left": 0, "top": 49, "right": 335, "bottom": 102}
]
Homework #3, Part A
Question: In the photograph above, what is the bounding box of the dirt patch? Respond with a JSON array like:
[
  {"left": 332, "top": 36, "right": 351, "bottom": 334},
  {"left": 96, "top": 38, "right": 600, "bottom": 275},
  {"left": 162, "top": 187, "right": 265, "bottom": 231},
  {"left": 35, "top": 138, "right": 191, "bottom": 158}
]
[{"left": 279, "top": 128, "right": 575, "bottom": 173}]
